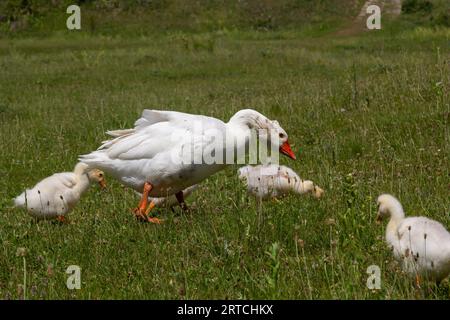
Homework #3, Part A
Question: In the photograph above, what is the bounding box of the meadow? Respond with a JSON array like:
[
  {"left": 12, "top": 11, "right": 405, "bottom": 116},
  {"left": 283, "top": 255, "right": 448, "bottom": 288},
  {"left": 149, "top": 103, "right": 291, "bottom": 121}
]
[{"left": 0, "top": 10, "right": 449, "bottom": 298}]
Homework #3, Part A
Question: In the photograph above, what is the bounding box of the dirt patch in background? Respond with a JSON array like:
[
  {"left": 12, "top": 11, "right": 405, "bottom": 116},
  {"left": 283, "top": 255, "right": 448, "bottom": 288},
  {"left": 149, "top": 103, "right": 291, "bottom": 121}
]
[{"left": 336, "top": 0, "right": 402, "bottom": 36}]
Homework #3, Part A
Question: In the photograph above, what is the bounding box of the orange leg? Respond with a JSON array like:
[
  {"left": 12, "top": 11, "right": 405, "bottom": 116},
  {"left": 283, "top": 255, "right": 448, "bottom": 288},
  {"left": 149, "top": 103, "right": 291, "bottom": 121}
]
[
  {"left": 144, "top": 201, "right": 156, "bottom": 215},
  {"left": 145, "top": 201, "right": 163, "bottom": 224},
  {"left": 415, "top": 274, "right": 421, "bottom": 288},
  {"left": 133, "top": 183, "right": 163, "bottom": 224},
  {"left": 56, "top": 216, "right": 67, "bottom": 223},
  {"left": 133, "top": 182, "right": 152, "bottom": 217},
  {"left": 148, "top": 217, "right": 162, "bottom": 224}
]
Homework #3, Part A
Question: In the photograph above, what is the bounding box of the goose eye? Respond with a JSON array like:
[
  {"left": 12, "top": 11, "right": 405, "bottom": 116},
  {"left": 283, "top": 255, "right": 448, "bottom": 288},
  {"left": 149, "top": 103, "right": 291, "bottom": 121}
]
[{"left": 279, "top": 133, "right": 285, "bottom": 139}]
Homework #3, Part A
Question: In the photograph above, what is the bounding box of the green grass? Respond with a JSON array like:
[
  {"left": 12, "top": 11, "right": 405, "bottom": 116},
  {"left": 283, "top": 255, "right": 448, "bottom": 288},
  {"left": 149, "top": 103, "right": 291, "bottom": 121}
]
[{"left": 0, "top": 21, "right": 449, "bottom": 299}]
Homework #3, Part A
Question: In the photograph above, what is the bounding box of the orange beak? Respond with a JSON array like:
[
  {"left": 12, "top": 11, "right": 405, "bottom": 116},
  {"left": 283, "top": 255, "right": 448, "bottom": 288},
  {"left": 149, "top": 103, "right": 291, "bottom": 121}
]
[
  {"left": 279, "top": 141, "right": 296, "bottom": 160},
  {"left": 98, "top": 179, "right": 107, "bottom": 189}
]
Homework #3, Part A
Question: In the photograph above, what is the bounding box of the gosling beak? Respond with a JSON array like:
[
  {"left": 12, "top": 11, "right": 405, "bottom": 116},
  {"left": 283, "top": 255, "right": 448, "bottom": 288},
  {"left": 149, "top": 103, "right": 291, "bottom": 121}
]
[
  {"left": 98, "top": 179, "right": 107, "bottom": 190},
  {"left": 376, "top": 214, "right": 382, "bottom": 225},
  {"left": 279, "top": 141, "right": 296, "bottom": 160}
]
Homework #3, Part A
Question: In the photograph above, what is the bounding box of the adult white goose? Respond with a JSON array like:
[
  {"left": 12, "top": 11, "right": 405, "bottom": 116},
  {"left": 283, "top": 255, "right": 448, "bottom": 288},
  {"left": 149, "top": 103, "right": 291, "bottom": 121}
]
[
  {"left": 376, "top": 194, "right": 450, "bottom": 284},
  {"left": 14, "top": 163, "right": 106, "bottom": 221},
  {"left": 79, "top": 109, "right": 296, "bottom": 222},
  {"left": 238, "top": 164, "right": 324, "bottom": 200}
]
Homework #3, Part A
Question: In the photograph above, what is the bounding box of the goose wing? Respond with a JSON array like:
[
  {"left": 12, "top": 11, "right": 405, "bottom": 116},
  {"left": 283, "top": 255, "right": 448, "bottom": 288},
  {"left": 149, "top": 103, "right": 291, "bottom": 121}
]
[
  {"left": 397, "top": 217, "right": 450, "bottom": 264},
  {"left": 81, "top": 109, "right": 226, "bottom": 163},
  {"left": 30, "top": 172, "right": 77, "bottom": 193}
]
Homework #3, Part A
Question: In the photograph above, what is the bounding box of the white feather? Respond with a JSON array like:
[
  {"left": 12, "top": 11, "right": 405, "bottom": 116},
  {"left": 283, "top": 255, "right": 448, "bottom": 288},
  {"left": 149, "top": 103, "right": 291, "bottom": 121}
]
[
  {"left": 238, "top": 164, "right": 324, "bottom": 200},
  {"left": 377, "top": 194, "right": 450, "bottom": 282},
  {"left": 79, "top": 109, "right": 293, "bottom": 197},
  {"left": 13, "top": 163, "right": 102, "bottom": 219}
]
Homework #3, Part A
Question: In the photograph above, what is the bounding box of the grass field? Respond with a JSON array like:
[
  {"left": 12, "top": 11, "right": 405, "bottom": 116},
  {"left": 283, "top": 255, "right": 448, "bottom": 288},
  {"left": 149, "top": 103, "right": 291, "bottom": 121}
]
[{"left": 0, "top": 12, "right": 449, "bottom": 299}]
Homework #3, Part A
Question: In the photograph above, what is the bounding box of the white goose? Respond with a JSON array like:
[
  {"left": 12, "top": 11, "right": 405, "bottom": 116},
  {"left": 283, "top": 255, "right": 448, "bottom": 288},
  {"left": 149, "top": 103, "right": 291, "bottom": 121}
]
[
  {"left": 79, "top": 109, "right": 296, "bottom": 222},
  {"left": 376, "top": 194, "right": 450, "bottom": 284},
  {"left": 14, "top": 163, "right": 106, "bottom": 221},
  {"left": 238, "top": 164, "right": 324, "bottom": 200}
]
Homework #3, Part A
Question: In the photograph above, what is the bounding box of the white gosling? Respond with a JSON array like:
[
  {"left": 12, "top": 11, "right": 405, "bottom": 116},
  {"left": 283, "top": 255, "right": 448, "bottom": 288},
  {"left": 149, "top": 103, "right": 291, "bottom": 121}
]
[
  {"left": 14, "top": 163, "right": 106, "bottom": 221},
  {"left": 376, "top": 194, "right": 450, "bottom": 284},
  {"left": 79, "top": 109, "right": 296, "bottom": 223},
  {"left": 238, "top": 164, "right": 324, "bottom": 201}
]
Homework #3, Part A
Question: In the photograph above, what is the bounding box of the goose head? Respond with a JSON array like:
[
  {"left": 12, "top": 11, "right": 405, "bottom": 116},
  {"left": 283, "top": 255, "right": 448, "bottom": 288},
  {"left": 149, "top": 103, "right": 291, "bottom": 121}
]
[
  {"left": 88, "top": 169, "right": 107, "bottom": 189},
  {"left": 376, "top": 194, "right": 405, "bottom": 223},
  {"left": 271, "top": 119, "right": 296, "bottom": 160},
  {"left": 228, "top": 109, "right": 296, "bottom": 160}
]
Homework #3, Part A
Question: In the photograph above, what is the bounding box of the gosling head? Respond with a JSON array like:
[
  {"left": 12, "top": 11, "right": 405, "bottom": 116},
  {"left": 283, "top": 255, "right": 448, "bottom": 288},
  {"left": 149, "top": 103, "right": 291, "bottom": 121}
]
[
  {"left": 312, "top": 185, "right": 324, "bottom": 199},
  {"left": 238, "top": 167, "right": 251, "bottom": 182},
  {"left": 302, "top": 180, "right": 314, "bottom": 192},
  {"left": 87, "top": 169, "right": 107, "bottom": 189},
  {"left": 376, "top": 194, "right": 404, "bottom": 224},
  {"left": 301, "top": 181, "right": 324, "bottom": 198}
]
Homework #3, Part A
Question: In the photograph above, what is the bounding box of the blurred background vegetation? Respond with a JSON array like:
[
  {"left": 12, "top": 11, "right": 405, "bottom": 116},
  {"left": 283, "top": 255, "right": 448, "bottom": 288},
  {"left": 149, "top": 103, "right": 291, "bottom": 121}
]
[{"left": 0, "top": 0, "right": 447, "bottom": 37}]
